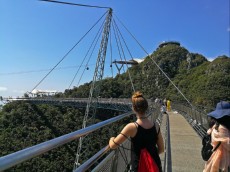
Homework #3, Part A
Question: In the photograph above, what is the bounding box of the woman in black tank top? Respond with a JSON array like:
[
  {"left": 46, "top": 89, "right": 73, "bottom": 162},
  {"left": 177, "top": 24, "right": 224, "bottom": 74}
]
[
  {"left": 109, "top": 91, "right": 164, "bottom": 171},
  {"left": 131, "top": 122, "right": 162, "bottom": 171}
]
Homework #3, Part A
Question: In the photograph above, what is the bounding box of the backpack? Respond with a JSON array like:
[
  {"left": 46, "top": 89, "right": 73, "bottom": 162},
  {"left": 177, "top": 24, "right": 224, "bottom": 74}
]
[
  {"left": 201, "top": 134, "right": 221, "bottom": 161},
  {"left": 138, "top": 148, "right": 159, "bottom": 172}
]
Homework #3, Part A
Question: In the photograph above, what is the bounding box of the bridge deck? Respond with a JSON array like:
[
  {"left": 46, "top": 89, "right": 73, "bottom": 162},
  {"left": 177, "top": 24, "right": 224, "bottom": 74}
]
[{"left": 168, "top": 111, "right": 205, "bottom": 172}]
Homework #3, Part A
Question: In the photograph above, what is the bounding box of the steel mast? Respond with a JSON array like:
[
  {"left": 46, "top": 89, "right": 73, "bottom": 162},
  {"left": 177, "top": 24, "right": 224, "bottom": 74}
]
[{"left": 74, "top": 8, "right": 113, "bottom": 170}]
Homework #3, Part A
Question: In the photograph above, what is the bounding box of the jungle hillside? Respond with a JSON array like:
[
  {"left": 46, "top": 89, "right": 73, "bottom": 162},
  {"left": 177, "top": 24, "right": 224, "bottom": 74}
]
[{"left": 1, "top": 42, "right": 229, "bottom": 171}]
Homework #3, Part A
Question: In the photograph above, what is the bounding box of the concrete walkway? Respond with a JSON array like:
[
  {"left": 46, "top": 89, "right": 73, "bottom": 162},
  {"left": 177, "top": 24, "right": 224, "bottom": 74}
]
[{"left": 168, "top": 111, "right": 205, "bottom": 172}]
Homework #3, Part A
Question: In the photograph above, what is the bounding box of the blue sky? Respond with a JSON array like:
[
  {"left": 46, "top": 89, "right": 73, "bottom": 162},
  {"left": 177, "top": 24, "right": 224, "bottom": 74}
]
[{"left": 0, "top": 0, "right": 229, "bottom": 98}]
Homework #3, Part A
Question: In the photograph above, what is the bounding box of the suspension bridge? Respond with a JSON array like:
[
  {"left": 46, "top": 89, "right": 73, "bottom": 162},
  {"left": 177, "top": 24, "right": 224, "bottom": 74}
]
[
  {"left": 0, "top": 1, "right": 212, "bottom": 171},
  {"left": 0, "top": 97, "right": 208, "bottom": 171}
]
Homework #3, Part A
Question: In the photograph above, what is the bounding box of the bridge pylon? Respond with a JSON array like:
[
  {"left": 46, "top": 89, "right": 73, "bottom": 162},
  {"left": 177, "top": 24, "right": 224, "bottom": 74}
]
[{"left": 73, "top": 8, "right": 113, "bottom": 170}]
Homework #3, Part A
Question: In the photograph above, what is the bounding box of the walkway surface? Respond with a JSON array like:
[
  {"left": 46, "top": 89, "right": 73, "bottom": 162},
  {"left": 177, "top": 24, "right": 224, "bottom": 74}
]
[{"left": 168, "top": 111, "right": 205, "bottom": 172}]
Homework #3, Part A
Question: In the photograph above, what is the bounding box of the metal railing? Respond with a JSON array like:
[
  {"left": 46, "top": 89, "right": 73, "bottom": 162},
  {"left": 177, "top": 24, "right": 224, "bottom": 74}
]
[
  {"left": 172, "top": 102, "right": 210, "bottom": 138},
  {"left": 163, "top": 113, "right": 171, "bottom": 172},
  {"left": 75, "top": 146, "right": 110, "bottom": 172},
  {"left": 0, "top": 111, "right": 133, "bottom": 171}
]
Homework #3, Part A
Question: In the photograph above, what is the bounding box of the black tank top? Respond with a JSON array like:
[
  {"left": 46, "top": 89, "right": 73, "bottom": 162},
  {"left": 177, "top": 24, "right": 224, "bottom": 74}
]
[{"left": 131, "top": 122, "right": 162, "bottom": 172}]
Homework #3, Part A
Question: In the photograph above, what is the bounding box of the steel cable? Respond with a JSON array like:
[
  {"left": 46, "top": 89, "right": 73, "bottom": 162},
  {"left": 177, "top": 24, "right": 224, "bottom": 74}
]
[{"left": 31, "top": 11, "right": 108, "bottom": 92}]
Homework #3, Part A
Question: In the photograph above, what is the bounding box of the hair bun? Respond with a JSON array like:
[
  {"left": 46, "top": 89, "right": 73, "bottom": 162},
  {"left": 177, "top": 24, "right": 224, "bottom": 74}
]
[
  {"left": 133, "top": 91, "right": 143, "bottom": 98},
  {"left": 132, "top": 91, "right": 148, "bottom": 114}
]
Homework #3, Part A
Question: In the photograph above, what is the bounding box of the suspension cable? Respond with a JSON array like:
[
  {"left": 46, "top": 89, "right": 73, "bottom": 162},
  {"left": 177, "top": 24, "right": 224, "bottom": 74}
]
[
  {"left": 31, "top": 11, "right": 108, "bottom": 92},
  {"left": 109, "top": 27, "right": 114, "bottom": 78},
  {"left": 76, "top": 20, "right": 105, "bottom": 87},
  {"left": 113, "top": 19, "right": 134, "bottom": 60},
  {"left": 40, "top": 0, "right": 110, "bottom": 9},
  {"left": 114, "top": 14, "right": 149, "bottom": 55},
  {"left": 68, "top": 17, "right": 106, "bottom": 89},
  {"left": 111, "top": 22, "right": 125, "bottom": 72},
  {"left": 114, "top": 14, "right": 193, "bottom": 108},
  {"left": 0, "top": 65, "right": 83, "bottom": 76},
  {"left": 112, "top": 19, "right": 135, "bottom": 92}
]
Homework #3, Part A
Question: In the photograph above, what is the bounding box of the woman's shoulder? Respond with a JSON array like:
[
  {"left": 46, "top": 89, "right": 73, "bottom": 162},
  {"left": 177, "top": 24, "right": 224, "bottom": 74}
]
[
  {"left": 126, "top": 122, "right": 138, "bottom": 129},
  {"left": 122, "top": 122, "right": 138, "bottom": 138}
]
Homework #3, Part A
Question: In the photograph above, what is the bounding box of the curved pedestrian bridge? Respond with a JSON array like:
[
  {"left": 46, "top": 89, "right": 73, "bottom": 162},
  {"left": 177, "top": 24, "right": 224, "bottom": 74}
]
[{"left": 0, "top": 99, "right": 208, "bottom": 172}]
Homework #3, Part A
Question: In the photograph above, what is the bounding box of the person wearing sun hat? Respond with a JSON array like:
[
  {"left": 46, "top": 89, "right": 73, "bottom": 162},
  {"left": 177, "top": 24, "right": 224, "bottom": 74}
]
[{"left": 203, "top": 101, "right": 230, "bottom": 172}]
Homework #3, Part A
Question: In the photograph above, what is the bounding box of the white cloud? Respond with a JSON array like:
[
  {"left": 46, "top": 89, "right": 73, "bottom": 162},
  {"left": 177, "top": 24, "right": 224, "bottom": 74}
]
[
  {"left": 207, "top": 57, "right": 215, "bottom": 62},
  {"left": 0, "top": 87, "right": 7, "bottom": 92}
]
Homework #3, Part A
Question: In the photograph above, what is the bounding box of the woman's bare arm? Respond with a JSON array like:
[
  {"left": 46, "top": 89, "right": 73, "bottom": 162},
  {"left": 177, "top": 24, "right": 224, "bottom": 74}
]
[{"left": 109, "top": 123, "right": 136, "bottom": 149}]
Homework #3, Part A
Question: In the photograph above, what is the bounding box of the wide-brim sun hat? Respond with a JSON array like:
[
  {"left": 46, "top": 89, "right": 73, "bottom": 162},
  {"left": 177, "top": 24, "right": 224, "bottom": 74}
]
[{"left": 208, "top": 101, "right": 230, "bottom": 119}]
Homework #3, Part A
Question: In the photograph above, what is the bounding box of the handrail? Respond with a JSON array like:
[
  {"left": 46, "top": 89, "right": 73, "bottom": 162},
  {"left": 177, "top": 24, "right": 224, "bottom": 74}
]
[
  {"left": 0, "top": 111, "right": 133, "bottom": 171},
  {"left": 172, "top": 102, "right": 209, "bottom": 138},
  {"left": 163, "top": 113, "right": 172, "bottom": 172},
  {"left": 75, "top": 145, "right": 110, "bottom": 172},
  {"left": 92, "top": 151, "right": 115, "bottom": 172}
]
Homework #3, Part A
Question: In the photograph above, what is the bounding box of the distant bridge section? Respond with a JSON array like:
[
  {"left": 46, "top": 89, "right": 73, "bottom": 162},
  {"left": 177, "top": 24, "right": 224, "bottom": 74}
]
[{"left": 4, "top": 97, "right": 133, "bottom": 112}]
